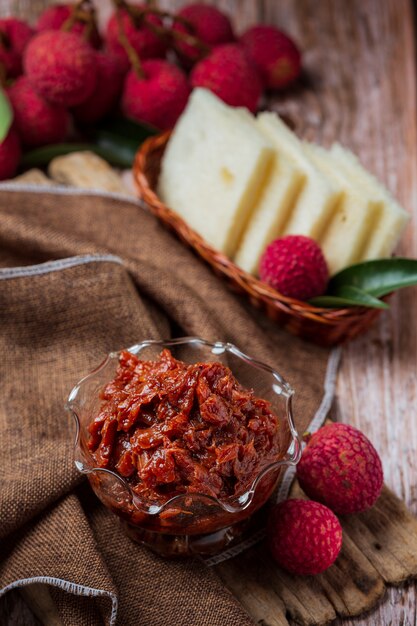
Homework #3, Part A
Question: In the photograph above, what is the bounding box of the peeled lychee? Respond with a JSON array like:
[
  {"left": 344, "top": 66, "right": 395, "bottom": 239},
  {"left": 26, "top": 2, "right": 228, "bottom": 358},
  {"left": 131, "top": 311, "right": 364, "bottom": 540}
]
[
  {"left": 24, "top": 30, "right": 97, "bottom": 107},
  {"left": 240, "top": 25, "right": 301, "bottom": 90},
  {"left": 122, "top": 59, "right": 190, "bottom": 130},
  {"left": 106, "top": 5, "right": 167, "bottom": 73},
  {"left": 8, "top": 76, "right": 71, "bottom": 148},
  {"left": 191, "top": 43, "right": 262, "bottom": 113},
  {"left": 259, "top": 235, "right": 329, "bottom": 300},
  {"left": 36, "top": 3, "right": 101, "bottom": 48},
  {"left": 73, "top": 52, "right": 125, "bottom": 124},
  {"left": 172, "top": 3, "right": 234, "bottom": 65},
  {"left": 297, "top": 423, "right": 384, "bottom": 515},
  {"left": 0, "top": 128, "right": 21, "bottom": 181},
  {"left": 268, "top": 499, "right": 342, "bottom": 575},
  {"left": 0, "top": 18, "right": 34, "bottom": 78}
]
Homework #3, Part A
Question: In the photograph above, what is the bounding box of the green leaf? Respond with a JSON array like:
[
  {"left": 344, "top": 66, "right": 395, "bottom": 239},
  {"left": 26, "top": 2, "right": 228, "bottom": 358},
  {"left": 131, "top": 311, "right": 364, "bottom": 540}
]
[
  {"left": 0, "top": 88, "right": 13, "bottom": 143},
  {"left": 310, "top": 285, "right": 389, "bottom": 309},
  {"left": 329, "top": 258, "right": 417, "bottom": 297},
  {"left": 22, "top": 141, "right": 137, "bottom": 169},
  {"left": 95, "top": 116, "right": 158, "bottom": 142}
]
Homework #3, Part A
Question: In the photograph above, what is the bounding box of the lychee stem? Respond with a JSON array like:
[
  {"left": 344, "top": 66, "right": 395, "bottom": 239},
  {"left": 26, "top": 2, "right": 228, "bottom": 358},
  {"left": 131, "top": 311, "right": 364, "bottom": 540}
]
[
  {"left": 0, "top": 62, "right": 6, "bottom": 88},
  {"left": 169, "top": 18, "right": 211, "bottom": 56},
  {"left": 115, "top": 8, "right": 144, "bottom": 78},
  {"left": 111, "top": 0, "right": 210, "bottom": 58},
  {"left": 140, "top": 8, "right": 211, "bottom": 56},
  {"left": 62, "top": 0, "right": 97, "bottom": 39}
]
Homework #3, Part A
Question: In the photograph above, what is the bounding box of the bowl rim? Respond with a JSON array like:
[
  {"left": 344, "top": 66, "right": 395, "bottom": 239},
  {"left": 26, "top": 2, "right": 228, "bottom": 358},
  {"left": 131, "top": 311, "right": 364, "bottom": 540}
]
[{"left": 66, "top": 336, "right": 301, "bottom": 515}]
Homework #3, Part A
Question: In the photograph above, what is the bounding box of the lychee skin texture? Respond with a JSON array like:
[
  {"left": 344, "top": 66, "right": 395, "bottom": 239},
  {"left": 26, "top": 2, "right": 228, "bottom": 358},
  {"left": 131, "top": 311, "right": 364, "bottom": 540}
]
[
  {"left": 268, "top": 499, "right": 342, "bottom": 575},
  {"left": 173, "top": 3, "right": 234, "bottom": 65},
  {"left": 36, "top": 4, "right": 101, "bottom": 48},
  {"left": 73, "top": 52, "right": 125, "bottom": 124},
  {"left": 191, "top": 44, "right": 262, "bottom": 113},
  {"left": 24, "top": 31, "right": 97, "bottom": 107},
  {"left": 259, "top": 235, "right": 329, "bottom": 300},
  {"left": 122, "top": 60, "right": 190, "bottom": 130},
  {"left": 296, "top": 423, "right": 384, "bottom": 515},
  {"left": 8, "top": 77, "right": 71, "bottom": 148},
  {"left": 240, "top": 25, "right": 301, "bottom": 90},
  {"left": 0, "top": 129, "right": 21, "bottom": 181},
  {"left": 0, "top": 18, "right": 34, "bottom": 78},
  {"left": 106, "top": 6, "right": 167, "bottom": 73}
]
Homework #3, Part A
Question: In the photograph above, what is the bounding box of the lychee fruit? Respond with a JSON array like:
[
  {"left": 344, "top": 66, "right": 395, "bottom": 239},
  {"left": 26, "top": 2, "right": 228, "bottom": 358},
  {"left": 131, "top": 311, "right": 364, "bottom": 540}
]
[
  {"left": 0, "top": 128, "right": 21, "bottom": 181},
  {"left": 190, "top": 43, "right": 262, "bottom": 113},
  {"left": 172, "top": 3, "right": 234, "bottom": 65},
  {"left": 240, "top": 25, "right": 301, "bottom": 90},
  {"left": 7, "top": 76, "right": 71, "bottom": 148},
  {"left": 24, "top": 30, "right": 97, "bottom": 107},
  {"left": 73, "top": 51, "right": 125, "bottom": 124},
  {"left": 106, "top": 5, "right": 167, "bottom": 73},
  {"left": 268, "top": 499, "right": 342, "bottom": 575},
  {"left": 296, "top": 423, "right": 384, "bottom": 515},
  {"left": 0, "top": 18, "right": 34, "bottom": 78},
  {"left": 122, "top": 59, "right": 190, "bottom": 130},
  {"left": 259, "top": 235, "right": 329, "bottom": 300},
  {"left": 36, "top": 3, "right": 101, "bottom": 49}
]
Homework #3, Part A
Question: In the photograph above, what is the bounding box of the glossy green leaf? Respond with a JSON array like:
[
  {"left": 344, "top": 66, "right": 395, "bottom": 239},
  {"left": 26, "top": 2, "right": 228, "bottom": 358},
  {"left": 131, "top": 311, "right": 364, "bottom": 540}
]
[
  {"left": 95, "top": 134, "right": 139, "bottom": 167},
  {"left": 22, "top": 141, "right": 136, "bottom": 169},
  {"left": 310, "top": 285, "right": 389, "bottom": 309},
  {"left": 95, "top": 116, "right": 157, "bottom": 142},
  {"left": 329, "top": 258, "right": 417, "bottom": 297},
  {"left": 0, "top": 88, "right": 13, "bottom": 143}
]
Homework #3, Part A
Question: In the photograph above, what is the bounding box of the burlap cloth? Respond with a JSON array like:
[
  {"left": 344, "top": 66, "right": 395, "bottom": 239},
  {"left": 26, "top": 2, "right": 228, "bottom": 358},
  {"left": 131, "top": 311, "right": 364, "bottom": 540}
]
[{"left": 0, "top": 187, "right": 337, "bottom": 625}]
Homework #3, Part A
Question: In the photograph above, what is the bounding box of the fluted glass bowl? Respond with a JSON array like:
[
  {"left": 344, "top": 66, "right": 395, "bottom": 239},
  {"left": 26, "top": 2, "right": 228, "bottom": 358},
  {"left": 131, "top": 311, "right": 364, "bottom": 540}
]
[{"left": 66, "top": 337, "right": 300, "bottom": 557}]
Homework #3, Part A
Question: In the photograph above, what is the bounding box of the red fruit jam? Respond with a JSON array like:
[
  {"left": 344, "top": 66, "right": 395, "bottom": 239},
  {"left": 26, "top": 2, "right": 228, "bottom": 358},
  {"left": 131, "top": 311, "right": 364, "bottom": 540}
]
[{"left": 86, "top": 349, "right": 284, "bottom": 550}]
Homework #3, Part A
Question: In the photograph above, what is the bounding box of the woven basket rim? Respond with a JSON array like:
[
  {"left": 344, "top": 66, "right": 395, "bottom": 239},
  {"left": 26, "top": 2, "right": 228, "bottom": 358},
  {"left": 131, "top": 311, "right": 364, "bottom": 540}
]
[{"left": 132, "top": 132, "right": 380, "bottom": 328}]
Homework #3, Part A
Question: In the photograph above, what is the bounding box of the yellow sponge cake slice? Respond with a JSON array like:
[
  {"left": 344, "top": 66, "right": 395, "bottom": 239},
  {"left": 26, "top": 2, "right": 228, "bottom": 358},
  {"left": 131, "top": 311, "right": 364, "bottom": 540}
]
[
  {"left": 234, "top": 151, "right": 305, "bottom": 275},
  {"left": 331, "top": 143, "right": 409, "bottom": 260},
  {"left": 304, "top": 142, "right": 382, "bottom": 275},
  {"left": 157, "top": 89, "right": 274, "bottom": 257},
  {"left": 257, "top": 112, "right": 342, "bottom": 240}
]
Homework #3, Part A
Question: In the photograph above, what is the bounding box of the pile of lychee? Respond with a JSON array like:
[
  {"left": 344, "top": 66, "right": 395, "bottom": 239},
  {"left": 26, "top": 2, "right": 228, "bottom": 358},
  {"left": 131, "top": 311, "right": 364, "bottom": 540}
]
[
  {"left": 267, "top": 422, "right": 384, "bottom": 576},
  {"left": 0, "top": 0, "right": 302, "bottom": 181}
]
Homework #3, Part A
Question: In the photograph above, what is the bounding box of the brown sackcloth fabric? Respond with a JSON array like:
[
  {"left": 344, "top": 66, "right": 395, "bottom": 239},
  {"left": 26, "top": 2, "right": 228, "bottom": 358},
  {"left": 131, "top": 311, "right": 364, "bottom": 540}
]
[{"left": 0, "top": 188, "right": 332, "bottom": 625}]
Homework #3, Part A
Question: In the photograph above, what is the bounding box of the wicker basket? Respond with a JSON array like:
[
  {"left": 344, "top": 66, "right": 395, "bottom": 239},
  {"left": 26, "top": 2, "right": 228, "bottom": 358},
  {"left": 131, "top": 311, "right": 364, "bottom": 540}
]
[{"left": 132, "top": 132, "right": 384, "bottom": 347}]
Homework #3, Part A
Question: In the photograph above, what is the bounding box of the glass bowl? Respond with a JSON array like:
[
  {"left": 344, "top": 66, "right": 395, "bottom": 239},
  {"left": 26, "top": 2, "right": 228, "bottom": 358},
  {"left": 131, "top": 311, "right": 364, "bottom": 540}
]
[{"left": 66, "top": 337, "right": 300, "bottom": 557}]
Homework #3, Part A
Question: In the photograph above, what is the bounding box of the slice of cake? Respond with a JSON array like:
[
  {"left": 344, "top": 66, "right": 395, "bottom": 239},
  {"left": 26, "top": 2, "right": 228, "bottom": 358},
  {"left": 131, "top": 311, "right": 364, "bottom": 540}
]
[
  {"left": 257, "top": 112, "right": 342, "bottom": 240},
  {"left": 304, "top": 142, "right": 382, "bottom": 275},
  {"left": 157, "top": 88, "right": 274, "bottom": 257},
  {"left": 331, "top": 143, "right": 409, "bottom": 260},
  {"left": 234, "top": 151, "right": 305, "bottom": 275}
]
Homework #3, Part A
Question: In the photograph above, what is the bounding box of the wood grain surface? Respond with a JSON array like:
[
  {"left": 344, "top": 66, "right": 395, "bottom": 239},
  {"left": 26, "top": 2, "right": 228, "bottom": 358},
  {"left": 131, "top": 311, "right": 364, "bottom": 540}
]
[{"left": 1, "top": 1, "right": 417, "bottom": 625}]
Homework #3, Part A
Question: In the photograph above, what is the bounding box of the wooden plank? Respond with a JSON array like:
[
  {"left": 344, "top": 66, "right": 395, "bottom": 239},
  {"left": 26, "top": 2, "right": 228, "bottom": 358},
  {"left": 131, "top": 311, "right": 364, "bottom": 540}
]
[{"left": 213, "top": 2, "right": 417, "bottom": 624}]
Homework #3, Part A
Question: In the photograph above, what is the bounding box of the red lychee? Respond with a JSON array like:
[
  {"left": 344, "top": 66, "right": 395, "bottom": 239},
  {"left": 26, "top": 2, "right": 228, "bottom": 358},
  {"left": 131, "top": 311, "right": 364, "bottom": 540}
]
[
  {"left": 73, "top": 52, "right": 125, "bottom": 124},
  {"left": 296, "top": 423, "right": 384, "bottom": 515},
  {"left": 240, "top": 25, "right": 301, "bottom": 90},
  {"left": 36, "top": 3, "right": 101, "bottom": 48},
  {"left": 7, "top": 76, "right": 71, "bottom": 148},
  {"left": 190, "top": 43, "right": 262, "bottom": 113},
  {"left": 172, "top": 3, "right": 234, "bottom": 65},
  {"left": 0, "top": 128, "right": 21, "bottom": 181},
  {"left": 0, "top": 18, "right": 34, "bottom": 78},
  {"left": 106, "top": 5, "right": 167, "bottom": 73},
  {"left": 268, "top": 499, "right": 342, "bottom": 575},
  {"left": 122, "top": 59, "right": 190, "bottom": 130},
  {"left": 259, "top": 235, "right": 329, "bottom": 300},
  {"left": 24, "top": 30, "right": 97, "bottom": 107}
]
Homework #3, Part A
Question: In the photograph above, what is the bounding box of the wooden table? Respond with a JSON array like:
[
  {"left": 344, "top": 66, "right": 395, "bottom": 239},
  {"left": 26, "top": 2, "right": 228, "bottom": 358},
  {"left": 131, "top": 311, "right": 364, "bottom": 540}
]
[{"left": 1, "top": 1, "right": 417, "bottom": 624}]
